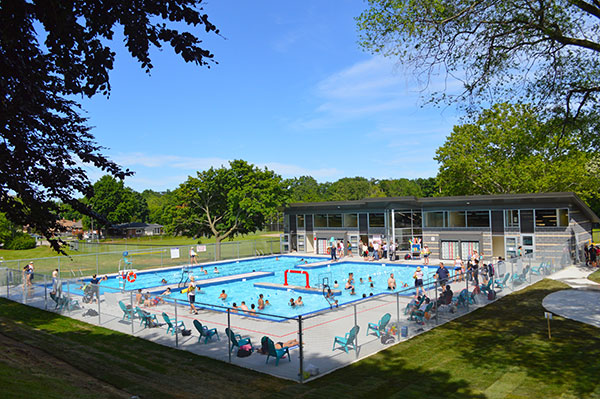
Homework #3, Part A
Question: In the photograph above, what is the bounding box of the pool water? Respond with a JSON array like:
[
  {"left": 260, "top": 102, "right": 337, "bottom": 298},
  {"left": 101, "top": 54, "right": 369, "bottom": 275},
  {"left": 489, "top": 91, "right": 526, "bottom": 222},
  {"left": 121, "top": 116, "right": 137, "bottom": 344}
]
[{"left": 85, "top": 255, "right": 436, "bottom": 319}]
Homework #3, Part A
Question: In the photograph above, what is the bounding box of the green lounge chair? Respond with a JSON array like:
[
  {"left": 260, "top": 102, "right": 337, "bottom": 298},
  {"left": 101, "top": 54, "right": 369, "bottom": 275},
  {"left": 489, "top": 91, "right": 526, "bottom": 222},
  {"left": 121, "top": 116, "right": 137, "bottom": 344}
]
[
  {"left": 333, "top": 325, "right": 360, "bottom": 353},
  {"left": 366, "top": 313, "right": 391, "bottom": 337},
  {"left": 411, "top": 302, "right": 434, "bottom": 324},
  {"left": 453, "top": 289, "right": 468, "bottom": 308},
  {"left": 118, "top": 301, "right": 135, "bottom": 321},
  {"left": 225, "top": 328, "right": 252, "bottom": 353},
  {"left": 262, "top": 336, "right": 291, "bottom": 366},
  {"left": 531, "top": 262, "right": 549, "bottom": 275},
  {"left": 479, "top": 279, "right": 493, "bottom": 294},
  {"left": 404, "top": 296, "right": 425, "bottom": 315},
  {"left": 162, "top": 312, "right": 185, "bottom": 335},
  {"left": 512, "top": 265, "right": 530, "bottom": 285},
  {"left": 136, "top": 307, "right": 158, "bottom": 328},
  {"left": 193, "top": 320, "right": 219, "bottom": 344},
  {"left": 494, "top": 273, "right": 510, "bottom": 290}
]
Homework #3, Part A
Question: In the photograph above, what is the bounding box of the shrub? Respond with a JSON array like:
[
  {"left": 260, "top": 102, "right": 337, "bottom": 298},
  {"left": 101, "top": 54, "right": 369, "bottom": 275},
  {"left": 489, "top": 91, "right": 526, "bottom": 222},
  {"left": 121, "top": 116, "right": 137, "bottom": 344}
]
[{"left": 5, "top": 233, "right": 37, "bottom": 250}]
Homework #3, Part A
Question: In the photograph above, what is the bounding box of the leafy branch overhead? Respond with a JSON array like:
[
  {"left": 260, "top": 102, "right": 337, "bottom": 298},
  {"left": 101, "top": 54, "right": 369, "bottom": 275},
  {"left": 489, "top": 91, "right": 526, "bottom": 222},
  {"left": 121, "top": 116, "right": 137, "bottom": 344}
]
[
  {"left": 357, "top": 0, "right": 600, "bottom": 126},
  {"left": 0, "top": 0, "right": 219, "bottom": 252}
]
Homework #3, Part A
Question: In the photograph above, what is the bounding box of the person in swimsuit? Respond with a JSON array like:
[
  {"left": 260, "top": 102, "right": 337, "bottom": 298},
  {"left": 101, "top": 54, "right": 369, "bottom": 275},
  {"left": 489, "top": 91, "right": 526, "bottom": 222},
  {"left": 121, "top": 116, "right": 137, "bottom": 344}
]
[
  {"left": 219, "top": 290, "right": 227, "bottom": 300},
  {"left": 258, "top": 293, "right": 265, "bottom": 310},
  {"left": 187, "top": 277, "right": 198, "bottom": 314}
]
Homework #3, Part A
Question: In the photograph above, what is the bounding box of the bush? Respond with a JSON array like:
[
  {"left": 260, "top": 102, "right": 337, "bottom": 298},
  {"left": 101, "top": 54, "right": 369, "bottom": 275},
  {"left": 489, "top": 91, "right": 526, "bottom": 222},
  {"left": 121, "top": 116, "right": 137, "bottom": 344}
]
[{"left": 5, "top": 233, "right": 37, "bottom": 250}]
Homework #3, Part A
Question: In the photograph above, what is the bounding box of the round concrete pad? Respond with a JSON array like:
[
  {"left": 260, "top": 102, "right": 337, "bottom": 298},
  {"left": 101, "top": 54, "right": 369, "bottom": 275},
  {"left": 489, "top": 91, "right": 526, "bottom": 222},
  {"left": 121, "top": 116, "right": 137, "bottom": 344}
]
[{"left": 542, "top": 289, "right": 600, "bottom": 328}]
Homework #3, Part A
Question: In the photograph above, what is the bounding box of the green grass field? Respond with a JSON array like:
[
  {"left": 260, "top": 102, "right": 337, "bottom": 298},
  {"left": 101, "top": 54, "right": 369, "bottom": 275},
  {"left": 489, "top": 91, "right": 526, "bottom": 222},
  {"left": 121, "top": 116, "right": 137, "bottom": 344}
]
[
  {"left": 588, "top": 268, "right": 600, "bottom": 284},
  {"left": 0, "top": 279, "right": 598, "bottom": 398}
]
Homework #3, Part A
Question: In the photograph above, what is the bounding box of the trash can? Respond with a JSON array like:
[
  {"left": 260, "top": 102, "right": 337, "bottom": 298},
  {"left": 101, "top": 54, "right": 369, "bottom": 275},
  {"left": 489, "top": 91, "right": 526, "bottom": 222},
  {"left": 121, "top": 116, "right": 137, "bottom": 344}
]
[{"left": 401, "top": 326, "right": 408, "bottom": 338}]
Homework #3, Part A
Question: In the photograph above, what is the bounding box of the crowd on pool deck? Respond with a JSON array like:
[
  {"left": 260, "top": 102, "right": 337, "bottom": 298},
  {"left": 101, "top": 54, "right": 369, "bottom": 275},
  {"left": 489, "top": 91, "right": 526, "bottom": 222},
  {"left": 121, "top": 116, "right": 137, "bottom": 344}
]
[{"left": 326, "top": 239, "right": 435, "bottom": 263}]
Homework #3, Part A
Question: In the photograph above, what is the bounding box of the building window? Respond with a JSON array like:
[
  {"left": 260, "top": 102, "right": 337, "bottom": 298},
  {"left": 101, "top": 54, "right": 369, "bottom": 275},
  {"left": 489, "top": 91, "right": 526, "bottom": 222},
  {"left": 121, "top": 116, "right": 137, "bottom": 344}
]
[
  {"left": 466, "top": 211, "right": 490, "bottom": 227},
  {"left": 314, "top": 214, "right": 327, "bottom": 228},
  {"left": 505, "top": 210, "right": 519, "bottom": 227},
  {"left": 343, "top": 213, "right": 358, "bottom": 228},
  {"left": 297, "top": 215, "right": 305, "bottom": 229},
  {"left": 369, "top": 213, "right": 385, "bottom": 227},
  {"left": 441, "top": 241, "right": 459, "bottom": 260},
  {"left": 413, "top": 211, "right": 422, "bottom": 229},
  {"left": 394, "top": 211, "right": 412, "bottom": 228},
  {"left": 535, "top": 209, "right": 558, "bottom": 227},
  {"left": 461, "top": 241, "right": 480, "bottom": 259},
  {"left": 558, "top": 209, "right": 569, "bottom": 226},
  {"left": 448, "top": 211, "right": 466, "bottom": 227},
  {"left": 424, "top": 211, "right": 445, "bottom": 227},
  {"left": 329, "top": 214, "right": 343, "bottom": 227}
]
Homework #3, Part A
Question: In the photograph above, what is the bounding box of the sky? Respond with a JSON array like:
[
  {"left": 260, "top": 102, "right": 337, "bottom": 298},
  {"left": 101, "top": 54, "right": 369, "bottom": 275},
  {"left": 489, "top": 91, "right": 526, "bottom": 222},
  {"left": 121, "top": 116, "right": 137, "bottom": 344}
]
[{"left": 79, "top": 1, "right": 462, "bottom": 192}]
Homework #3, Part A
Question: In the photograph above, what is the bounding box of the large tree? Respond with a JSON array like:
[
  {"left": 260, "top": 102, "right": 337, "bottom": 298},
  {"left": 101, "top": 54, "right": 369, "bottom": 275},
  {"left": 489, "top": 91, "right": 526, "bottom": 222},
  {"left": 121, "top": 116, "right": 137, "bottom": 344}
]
[
  {"left": 0, "top": 0, "right": 219, "bottom": 251},
  {"left": 357, "top": 0, "right": 600, "bottom": 139},
  {"left": 84, "top": 176, "right": 149, "bottom": 228},
  {"left": 435, "top": 103, "right": 600, "bottom": 214},
  {"left": 173, "top": 160, "right": 286, "bottom": 260}
]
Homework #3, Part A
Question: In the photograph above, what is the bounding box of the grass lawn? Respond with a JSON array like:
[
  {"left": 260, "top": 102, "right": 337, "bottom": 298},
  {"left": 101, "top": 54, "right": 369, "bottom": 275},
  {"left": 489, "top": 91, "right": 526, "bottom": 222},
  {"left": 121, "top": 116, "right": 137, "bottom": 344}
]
[
  {"left": 588, "top": 268, "right": 600, "bottom": 284},
  {"left": 1, "top": 279, "right": 599, "bottom": 398}
]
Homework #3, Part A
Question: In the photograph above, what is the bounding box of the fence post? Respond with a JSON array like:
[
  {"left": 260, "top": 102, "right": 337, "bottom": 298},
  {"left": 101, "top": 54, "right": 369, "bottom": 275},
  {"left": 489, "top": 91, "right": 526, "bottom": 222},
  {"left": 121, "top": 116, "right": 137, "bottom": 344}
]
[
  {"left": 98, "top": 289, "right": 102, "bottom": 325},
  {"left": 66, "top": 279, "right": 71, "bottom": 312},
  {"left": 227, "top": 308, "right": 232, "bottom": 363},
  {"left": 175, "top": 299, "right": 179, "bottom": 348},
  {"left": 434, "top": 281, "right": 438, "bottom": 324},
  {"left": 298, "top": 315, "right": 304, "bottom": 383},
  {"left": 353, "top": 304, "right": 358, "bottom": 359},
  {"left": 57, "top": 258, "right": 61, "bottom": 280},
  {"left": 96, "top": 253, "right": 99, "bottom": 275},
  {"left": 161, "top": 249, "right": 163, "bottom": 267},
  {"left": 237, "top": 242, "right": 240, "bottom": 259},
  {"left": 396, "top": 293, "right": 401, "bottom": 340},
  {"left": 465, "top": 272, "right": 469, "bottom": 311},
  {"left": 44, "top": 274, "right": 47, "bottom": 310},
  {"left": 252, "top": 240, "right": 256, "bottom": 257},
  {"left": 130, "top": 291, "right": 135, "bottom": 335},
  {"left": 270, "top": 241, "right": 273, "bottom": 254},
  {"left": 6, "top": 270, "right": 9, "bottom": 299}
]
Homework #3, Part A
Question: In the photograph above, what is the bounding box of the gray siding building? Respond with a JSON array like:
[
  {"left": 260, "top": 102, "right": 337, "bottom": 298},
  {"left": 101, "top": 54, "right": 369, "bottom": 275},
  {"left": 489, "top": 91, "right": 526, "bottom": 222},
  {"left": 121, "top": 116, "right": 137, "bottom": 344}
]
[{"left": 282, "top": 192, "right": 599, "bottom": 261}]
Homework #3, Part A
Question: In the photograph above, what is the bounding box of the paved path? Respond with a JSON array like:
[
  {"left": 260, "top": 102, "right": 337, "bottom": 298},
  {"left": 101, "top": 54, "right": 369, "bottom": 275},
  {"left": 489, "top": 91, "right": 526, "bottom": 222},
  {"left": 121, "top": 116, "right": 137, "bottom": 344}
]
[{"left": 543, "top": 265, "right": 600, "bottom": 328}]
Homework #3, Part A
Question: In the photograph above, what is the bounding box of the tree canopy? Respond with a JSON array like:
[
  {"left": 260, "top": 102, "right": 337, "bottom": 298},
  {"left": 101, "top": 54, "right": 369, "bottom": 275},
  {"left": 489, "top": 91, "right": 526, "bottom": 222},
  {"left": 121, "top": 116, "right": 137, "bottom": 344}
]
[
  {"left": 0, "top": 0, "right": 219, "bottom": 251},
  {"left": 357, "top": 0, "right": 600, "bottom": 133},
  {"left": 435, "top": 103, "right": 600, "bottom": 214},
  {"left": 171, "top": 160, "right": 286, "bottom": 259}
]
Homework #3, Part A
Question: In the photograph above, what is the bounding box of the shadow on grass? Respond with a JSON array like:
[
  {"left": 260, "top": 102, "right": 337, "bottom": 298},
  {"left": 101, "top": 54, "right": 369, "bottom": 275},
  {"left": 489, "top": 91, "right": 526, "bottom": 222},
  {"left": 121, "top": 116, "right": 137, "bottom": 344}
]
[{"left": 441, "top": 279, "right": 600, "bottom": 398}]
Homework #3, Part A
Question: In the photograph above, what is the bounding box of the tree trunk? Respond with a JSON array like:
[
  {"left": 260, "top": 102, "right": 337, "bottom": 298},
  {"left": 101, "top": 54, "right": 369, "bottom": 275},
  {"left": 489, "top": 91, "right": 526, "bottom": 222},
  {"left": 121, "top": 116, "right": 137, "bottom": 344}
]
[{"left": 215, "top": 236, "right": 221, "bottom": 261}]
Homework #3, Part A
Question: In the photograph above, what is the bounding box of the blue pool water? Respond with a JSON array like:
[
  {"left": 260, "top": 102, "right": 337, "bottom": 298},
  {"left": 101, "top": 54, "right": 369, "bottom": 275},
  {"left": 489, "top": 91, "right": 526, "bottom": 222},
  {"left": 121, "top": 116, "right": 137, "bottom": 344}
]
[{"left": 79, "top": 255, "right": 436, "bottom": 319}]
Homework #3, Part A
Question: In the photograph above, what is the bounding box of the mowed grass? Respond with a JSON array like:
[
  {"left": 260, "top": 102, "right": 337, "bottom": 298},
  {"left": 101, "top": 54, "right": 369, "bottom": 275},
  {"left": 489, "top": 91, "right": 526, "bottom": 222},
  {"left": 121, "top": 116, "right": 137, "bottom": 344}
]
[
  {"left": 588, "top": 268, "right": 600, "bottom": 284},
  {"left": 1, "top": 279, "right": 599, "bottom": 398}
]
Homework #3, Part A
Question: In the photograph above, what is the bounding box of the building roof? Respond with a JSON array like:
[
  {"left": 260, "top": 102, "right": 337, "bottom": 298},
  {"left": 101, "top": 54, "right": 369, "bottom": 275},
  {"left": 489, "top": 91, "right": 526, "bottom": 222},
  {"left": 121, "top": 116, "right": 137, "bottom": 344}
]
[
  {"left": 285, "top": 192, "right": 600, "bottom": 223},
  {"left": 111, "top": 222, "right": 163, "bottom": 229}
]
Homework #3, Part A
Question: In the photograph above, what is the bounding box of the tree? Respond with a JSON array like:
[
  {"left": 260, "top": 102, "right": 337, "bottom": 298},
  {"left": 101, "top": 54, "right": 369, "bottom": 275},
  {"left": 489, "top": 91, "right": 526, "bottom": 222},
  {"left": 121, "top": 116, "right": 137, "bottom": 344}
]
[
  {"left": 142, "top": 189, "right": 178, "bottom": 227},
  {"left": 285, "top": 176, "right": 325, "bottom": 203},
  {"left": 435, "top": 103, "right": 600, "bottom": 214},
  {"left": 1, "top": 1, "right": 219, "bottom": 251},
  {"left": 84, "top": 176, "right": 149, "bottom": 228},
  {"left": 378, "top": 178, "right": 425, "bottom": 197},
  {"left": 326, "top": 177, "right": 384, "bottom": 201},
  {"left": 357, "top": 0, "right": 600, "bottom": 138},
  {"left": 173, "top": 160, "right": 286, "bottom": 260}
]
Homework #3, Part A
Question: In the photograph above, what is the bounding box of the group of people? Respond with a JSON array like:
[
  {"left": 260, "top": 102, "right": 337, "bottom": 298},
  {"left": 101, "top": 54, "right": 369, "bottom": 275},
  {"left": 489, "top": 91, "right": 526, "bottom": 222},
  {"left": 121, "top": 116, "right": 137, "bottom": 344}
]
[
  {"left": 231, "top": 293, "right": 272, "bottom": 315},
  {"left": 358, "top": 241, "right": 398, "bottom": 262},
  {"left": 329, "top": 240, "right": 353, "bottom": 261},
  {"left": 21, "top": 261, "right": 34, "bottom": 292},
  {"left": 584, "top": 243, "right": 599, "bottom": 267},
  {"left": 137, "top": 286, "right": 171, "bottom": 308}
]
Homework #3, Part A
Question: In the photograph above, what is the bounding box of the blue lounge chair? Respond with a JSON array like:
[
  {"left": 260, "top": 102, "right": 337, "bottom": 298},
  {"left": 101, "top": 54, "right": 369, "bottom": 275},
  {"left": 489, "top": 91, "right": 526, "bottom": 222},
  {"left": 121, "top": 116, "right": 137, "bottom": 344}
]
[
  {"left": 366, "top": 313, "right": 391, "bottom": 337},
  {"left": 262, "top": 336, "right": 291, "bottom": 366},
  {"left": 512, "top": 265, "right": 530, "bottom": 285},
  {"left": 404, "top": 296, "right": 425, "bottom": 315},
  {"left": 193, "top": 320, "right": 219, "bottom": 344},
  {"left": 119, "top": 301, "right": 135, "bottom": 321},
  {"left": 479, "top": 279, "right": 493, "bottom": 294},
  {"left": 333, "top": 325, "right": 360, "bottom": 353},
  {"left": 225, "top": 328, "right": 252, "bottom": 353},
  {"left": 162, "top": 312, "right": 185, "bottom": 335},
  {"left": 453, "top": 289, "right": 468, "bottom": 309},
  {"left": 531, "top": 262, "right": 549, "bottom": 276},
  {"left": 494, "top": 273, "right": 510, "bottom": 290}
]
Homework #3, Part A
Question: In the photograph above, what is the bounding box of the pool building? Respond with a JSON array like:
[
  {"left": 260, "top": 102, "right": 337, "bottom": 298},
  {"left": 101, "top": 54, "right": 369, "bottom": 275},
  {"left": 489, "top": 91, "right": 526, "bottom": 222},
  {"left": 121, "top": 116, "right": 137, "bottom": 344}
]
[{"left": 282, "top": 192, "right": 599, "bottom": 261}]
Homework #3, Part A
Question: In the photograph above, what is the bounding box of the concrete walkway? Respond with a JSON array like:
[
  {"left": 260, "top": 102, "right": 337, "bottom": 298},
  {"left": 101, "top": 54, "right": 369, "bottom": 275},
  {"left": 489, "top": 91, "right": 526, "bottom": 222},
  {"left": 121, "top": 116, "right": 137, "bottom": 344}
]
[{"left": 543, "top": 265, "right": 600, "bottom": 328}]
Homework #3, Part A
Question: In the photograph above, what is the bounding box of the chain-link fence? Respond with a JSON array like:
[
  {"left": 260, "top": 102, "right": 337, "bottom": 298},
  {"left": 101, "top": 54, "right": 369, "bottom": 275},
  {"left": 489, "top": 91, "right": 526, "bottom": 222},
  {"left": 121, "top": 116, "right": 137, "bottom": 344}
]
[
  {"left": 0, "top": 238, "right": 580, "bottom": 383},
  {"left": 0, "top": 239, "right": 281, "bottom": 280}
]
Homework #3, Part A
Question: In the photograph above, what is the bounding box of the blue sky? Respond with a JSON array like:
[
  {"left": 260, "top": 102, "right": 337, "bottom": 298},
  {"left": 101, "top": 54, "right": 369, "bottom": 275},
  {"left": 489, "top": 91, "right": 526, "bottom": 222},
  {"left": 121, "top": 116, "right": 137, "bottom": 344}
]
[{"left": 79, "top": 1, "right": 461, "bottom": 192}]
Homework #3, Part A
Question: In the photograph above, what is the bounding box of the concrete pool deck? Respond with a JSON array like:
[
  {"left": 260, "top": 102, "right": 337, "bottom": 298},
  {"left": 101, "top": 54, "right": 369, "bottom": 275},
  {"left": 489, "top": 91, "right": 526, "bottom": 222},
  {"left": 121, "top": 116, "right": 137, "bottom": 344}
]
[{"left": 2, "top": 256, "right": 587, "bottom": 383}]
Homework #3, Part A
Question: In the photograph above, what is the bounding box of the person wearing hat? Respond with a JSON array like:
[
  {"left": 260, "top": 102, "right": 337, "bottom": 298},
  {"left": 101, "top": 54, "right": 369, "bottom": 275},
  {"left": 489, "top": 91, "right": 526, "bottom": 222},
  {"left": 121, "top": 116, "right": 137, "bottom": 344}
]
[{"left": 413, "top": 266, "right": 424, "bottom": 296}]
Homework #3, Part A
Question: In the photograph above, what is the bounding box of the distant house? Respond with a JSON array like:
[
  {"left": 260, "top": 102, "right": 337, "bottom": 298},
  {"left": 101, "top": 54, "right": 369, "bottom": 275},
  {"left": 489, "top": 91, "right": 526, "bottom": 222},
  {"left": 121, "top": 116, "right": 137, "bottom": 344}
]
[
  {"left": 58, "top": 219, "right": 84, "bottom": 236},
  {"left": 108, "top": 222, "right": 164, "bottom": 238}
]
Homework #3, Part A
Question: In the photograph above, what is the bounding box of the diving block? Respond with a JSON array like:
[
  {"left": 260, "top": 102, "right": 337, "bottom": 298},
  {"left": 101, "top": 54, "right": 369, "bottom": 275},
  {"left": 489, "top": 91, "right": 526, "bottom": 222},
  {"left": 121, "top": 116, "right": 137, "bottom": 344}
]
[
  {"left": 253, "top": 282, "right": 342, "bottom": 296},
  {"left": 295, "top": 261, "right": 332, "bottom": 269}
]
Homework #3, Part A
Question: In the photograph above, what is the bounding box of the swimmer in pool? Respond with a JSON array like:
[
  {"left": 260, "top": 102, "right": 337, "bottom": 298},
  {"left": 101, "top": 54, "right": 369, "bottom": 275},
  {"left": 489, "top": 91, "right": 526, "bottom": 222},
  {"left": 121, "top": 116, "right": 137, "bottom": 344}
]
[
  {"left": 296, "top": 296, "right": 304, "bottom": 306},
  {"left": 219, "top": 290, "right": 227, "bottom": 300}
]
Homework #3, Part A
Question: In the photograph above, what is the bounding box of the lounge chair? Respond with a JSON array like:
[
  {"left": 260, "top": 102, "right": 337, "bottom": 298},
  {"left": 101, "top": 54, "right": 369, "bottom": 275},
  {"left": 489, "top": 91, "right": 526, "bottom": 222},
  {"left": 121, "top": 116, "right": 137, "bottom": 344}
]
[
  {"left": 494, "top": 273, "right": 510, "bottom": 290},
  {"left": 512, "top": 265, "right": 530, "bottom": 285},
  {"left": 136, "top": 307, "right": 158, "bottom": 328},
  {"left": 193, "top": 320, "right": 219, "bottom": 344},
  {"left": 410, "top": 301, "right": 433, "bottom": 322},
  {"left": 453, "top": 289, "right": 468, "bottom": 309},
  {"left": 366, "top": 313, "right": 391, "bottom": 337},
  {"left": 479, "top": 279, "right": 493, "bottom": 295},
  {"left": 262, "top": 336, "right": 291, "bottom": 366},
  {"left": 332, "top": 325, "right": 360, "bottom": 353},
  {"left": 531, "top": 262, "right": 549, "bottom": 276},
  {"left": 225, "top": 328, "right": 252, "bottom": 353},
  {"left": 404, "top": 296, "right": 425, "bottom": 315},
  {"left": 119, "top": 300, "right": 135, "bottom": 321},
  {"left": 162, "top": 312, "right": 185, "bottom": 335}
]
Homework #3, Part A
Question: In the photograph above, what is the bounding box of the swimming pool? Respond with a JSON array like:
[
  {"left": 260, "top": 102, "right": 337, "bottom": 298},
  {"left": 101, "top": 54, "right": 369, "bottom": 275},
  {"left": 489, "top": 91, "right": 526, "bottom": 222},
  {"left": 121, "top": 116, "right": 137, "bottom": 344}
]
[{"left": 77, "top": 255, "right": 436, "bottom": 319}]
